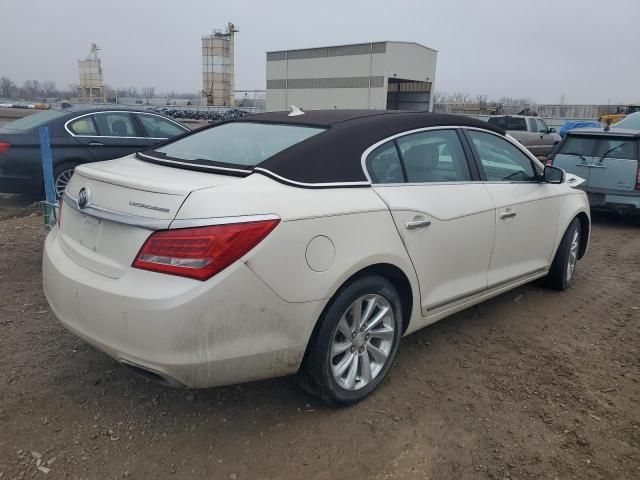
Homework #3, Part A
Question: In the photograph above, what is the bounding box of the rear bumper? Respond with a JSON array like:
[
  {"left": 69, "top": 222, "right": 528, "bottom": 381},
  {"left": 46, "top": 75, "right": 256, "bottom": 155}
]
[
  {"left": 43, "top": 227, "right": 321, "bottom": 388},
  {"left": 584, "top": 188, "right": 640, "bottom": 215}
]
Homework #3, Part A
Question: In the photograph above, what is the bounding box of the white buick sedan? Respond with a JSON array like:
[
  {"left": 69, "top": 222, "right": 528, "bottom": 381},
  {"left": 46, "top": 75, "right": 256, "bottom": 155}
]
[{"left": 43, "top": 110, "right": 590, "bottom": 405}]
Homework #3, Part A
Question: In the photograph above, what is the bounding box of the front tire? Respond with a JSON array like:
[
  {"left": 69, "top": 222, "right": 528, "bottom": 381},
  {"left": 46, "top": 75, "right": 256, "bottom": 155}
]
[
  {"left": 545, "top": 218, "right": 581, "bottom": 291},
  {"left": 297, "top": 275, "right": 402, "bottom": 406}
]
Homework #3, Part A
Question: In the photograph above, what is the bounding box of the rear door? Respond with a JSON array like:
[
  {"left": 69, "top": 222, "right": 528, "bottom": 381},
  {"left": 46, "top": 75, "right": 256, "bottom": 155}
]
[
  {"left": 369, "top": 128, "right": 496, "bottom": 314},
  {"left": 66, "top": 111, "right": 149, "bottom": 162},
  {"left": 464, "top": 128, "right": 559, "bottom": 286}
]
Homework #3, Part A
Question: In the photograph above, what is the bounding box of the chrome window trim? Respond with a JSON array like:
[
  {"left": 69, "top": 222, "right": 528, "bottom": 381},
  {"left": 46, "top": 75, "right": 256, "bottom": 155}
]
[
  {"left": 360, "top": 125, "right": 470, "bottom": 186},
  {"left": 64, "top": 111, "right": 188, "bottom": 139},
  {"left": 137, "top": 152, "right": 253, "bottom": 174},
  {"left": 361, "top": 125, "right": 544, "bottom": 185},
  {"left": 254, "top": 167, "right": 370, "bottom": 188},
  {"left": 63, "top": 191, "right": 170, "bottom": 230},
  {"left": 170, "top": 214, "right": 280, "bottom": 229}
]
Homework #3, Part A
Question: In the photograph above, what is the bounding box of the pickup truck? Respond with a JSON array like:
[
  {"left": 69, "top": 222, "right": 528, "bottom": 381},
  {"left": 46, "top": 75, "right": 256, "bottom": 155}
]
[{"left": 487, "top": 115, "right": 561, "bottom": 156}]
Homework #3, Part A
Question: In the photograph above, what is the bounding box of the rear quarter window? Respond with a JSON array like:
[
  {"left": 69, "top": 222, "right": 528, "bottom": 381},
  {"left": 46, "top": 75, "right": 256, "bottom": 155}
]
[{"left": 149, "top": 122, "right": 325, "bottom": 168}]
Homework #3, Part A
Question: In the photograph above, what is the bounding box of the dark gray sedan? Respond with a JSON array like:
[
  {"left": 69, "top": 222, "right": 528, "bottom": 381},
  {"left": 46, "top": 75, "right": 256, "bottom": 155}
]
[{"left": 0, "top": 107, "right": 188, "bottom": 197}]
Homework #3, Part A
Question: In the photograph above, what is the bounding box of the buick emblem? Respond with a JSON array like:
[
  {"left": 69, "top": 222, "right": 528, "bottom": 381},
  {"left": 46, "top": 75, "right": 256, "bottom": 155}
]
[{"left": 77, "top": 187, "right": 91, "bottom": 210}]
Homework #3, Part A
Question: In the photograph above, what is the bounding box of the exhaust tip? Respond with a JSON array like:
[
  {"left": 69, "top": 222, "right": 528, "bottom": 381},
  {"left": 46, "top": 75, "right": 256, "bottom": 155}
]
[{"left": 119, "top": 360, "right": 185, "bottom": 388}]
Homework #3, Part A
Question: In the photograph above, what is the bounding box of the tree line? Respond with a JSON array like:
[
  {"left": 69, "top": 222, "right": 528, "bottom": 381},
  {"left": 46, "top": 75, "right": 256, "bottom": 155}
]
[{"left": 0, "top": 76, "right": 198, "bottom": 102}]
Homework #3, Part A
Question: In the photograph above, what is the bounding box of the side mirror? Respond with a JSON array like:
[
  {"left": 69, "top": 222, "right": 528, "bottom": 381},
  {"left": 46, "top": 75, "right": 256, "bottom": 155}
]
[
  {"left": 548, "top": 127, "right": 556, "bottom": 133},
  {"left": 544, "top": 165, "right": 565, "bottom": 184}
]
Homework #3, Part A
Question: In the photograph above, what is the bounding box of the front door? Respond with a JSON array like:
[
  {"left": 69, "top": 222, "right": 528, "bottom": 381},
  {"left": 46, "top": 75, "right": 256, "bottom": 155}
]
[
  {"left": 464, "top": 129, "right": 559, "bottom": 286},
  {"left": 368, "top": 128, "right": 495, "bottom": 314}
]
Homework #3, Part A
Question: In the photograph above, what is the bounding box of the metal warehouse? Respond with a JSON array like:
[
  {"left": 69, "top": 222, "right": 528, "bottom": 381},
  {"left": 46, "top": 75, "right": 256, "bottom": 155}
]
[{"left": 266, "top": 41, "right": 437, "bottom": 112}]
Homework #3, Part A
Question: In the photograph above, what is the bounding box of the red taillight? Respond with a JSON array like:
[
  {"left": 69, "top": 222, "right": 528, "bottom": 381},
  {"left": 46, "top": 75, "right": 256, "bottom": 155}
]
[
  {"left": 0, "top": 142, "right": 10, "bottom": 155},
  {"left": 132, "top": 219, "right": 280, "bottom": 280}
]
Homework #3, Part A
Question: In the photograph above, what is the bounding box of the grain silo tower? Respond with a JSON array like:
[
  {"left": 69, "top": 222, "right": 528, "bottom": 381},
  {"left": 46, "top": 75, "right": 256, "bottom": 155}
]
[
  {"left": 201, "top": 23, "right": 238, "bottom": 106},
  {"left": 78, "top": 43, "right": 106, "bottom": 103}
]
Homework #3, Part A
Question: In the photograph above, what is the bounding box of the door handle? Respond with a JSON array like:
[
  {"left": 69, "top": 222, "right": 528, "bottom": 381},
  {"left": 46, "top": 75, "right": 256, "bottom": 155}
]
[
  {"left": 88, "top": 141, "right": 104, "bottom": 146},
  {"left": 500, "top": 211, "right": 517, "bottom": 219},
  {"left": 405, "top": 219, "right": 431, "bottom": 230}
]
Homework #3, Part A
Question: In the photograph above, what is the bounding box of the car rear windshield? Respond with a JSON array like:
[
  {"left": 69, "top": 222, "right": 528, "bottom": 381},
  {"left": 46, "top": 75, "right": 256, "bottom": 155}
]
[
  {"left": 488, "top": 116, "right": 527, "bottom": 131},
  {"left": 558, "top": 135, "right": 638, "bottom": 160},
  {"left": 2, "top": 110, "right": 67, "bottom": 131},
  {"left": 149, "top": 122, "right": 326, "bottom": 168}
]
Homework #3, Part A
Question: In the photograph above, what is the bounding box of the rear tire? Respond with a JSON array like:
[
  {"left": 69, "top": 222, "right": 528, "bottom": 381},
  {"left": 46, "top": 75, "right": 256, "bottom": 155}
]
[
  {"left": 296, "top": 275, "right": 402, "bottom": 406},
  {"left": 545, "top": 218, "right": 581, "bottom": 291},
  {"left": 53, "top": 162, "right": 78, "bottom": 198}
]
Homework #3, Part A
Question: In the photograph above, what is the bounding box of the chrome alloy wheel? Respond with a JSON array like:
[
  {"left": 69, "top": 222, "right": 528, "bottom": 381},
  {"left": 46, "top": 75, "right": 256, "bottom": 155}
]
[
  {"left": 55, "top": 168, "right": 75, "bottom": 198},
  {"left": 566, "top": 228, "right": 579, "bottom": 281},
  {"left": 330, "top": 294, "right": 396, "bottom": 391}
]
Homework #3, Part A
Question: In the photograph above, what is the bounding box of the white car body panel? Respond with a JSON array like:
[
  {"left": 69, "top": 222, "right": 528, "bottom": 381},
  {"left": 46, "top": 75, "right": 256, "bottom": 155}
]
[{"left": 373, "top": 183, "right": 495, "bottom": 314}]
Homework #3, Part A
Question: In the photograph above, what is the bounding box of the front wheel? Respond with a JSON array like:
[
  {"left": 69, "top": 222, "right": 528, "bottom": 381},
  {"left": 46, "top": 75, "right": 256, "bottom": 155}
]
[
  {"left": 545, "top": 218, "right": 581, "bottom": 291},
  {"left": 296, "top": 275, "right": 402, "bottom": 406}
]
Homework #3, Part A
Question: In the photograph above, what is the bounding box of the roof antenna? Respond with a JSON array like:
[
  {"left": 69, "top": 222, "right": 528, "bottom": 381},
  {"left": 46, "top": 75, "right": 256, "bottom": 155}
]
[{"left": 288, "top": 105, "right": 305, "bottom": 117}]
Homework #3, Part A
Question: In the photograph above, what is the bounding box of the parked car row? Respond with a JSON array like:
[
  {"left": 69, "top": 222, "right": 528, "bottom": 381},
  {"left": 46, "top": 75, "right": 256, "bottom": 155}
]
[
  {"left": 0, "top": 107, "right": 189, "bottom": 197},
  {"left": 42, "top": 109, "right": 591, "bottom": 405},
  {"left": 148, "top": 107, "right": 252, "bottom": 122}
]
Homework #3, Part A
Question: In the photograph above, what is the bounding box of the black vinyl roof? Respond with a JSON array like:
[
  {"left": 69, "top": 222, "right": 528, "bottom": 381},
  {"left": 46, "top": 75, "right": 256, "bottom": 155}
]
[
  {"left": 239, "top": 110, "right": 505, "bottom": 186},
  {"left": 140, "top": 110, "right": 505, "bottom": 187}
]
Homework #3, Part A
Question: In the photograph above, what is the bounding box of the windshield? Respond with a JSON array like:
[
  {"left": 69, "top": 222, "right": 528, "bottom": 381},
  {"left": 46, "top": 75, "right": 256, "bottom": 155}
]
[
  {"left": 613, "top": 112, "right": 640, "bottom": 130},
  {"left": 558, "top": 136, "right": 637, "bottom": 159},
  {"left": 2, "top": 110, "right": 67, "bottom": 131},
  {"left": 150, "top": 122, "right": 325, "bottom": 168}
]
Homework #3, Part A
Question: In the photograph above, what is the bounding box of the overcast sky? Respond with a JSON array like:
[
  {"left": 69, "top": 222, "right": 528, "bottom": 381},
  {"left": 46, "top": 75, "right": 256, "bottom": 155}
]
[{"left": 2, "top": 0, "right": 638, "bottom": 104}]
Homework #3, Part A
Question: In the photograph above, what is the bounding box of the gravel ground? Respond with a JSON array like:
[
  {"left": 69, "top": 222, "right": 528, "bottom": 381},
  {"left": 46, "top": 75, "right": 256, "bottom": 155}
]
[{"left": 0, "top": 212, "right": 639, "bottom": 480}]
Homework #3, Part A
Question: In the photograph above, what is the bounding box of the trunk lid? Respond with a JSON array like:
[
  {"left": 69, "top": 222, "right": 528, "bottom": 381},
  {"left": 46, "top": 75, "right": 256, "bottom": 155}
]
[{"left": 59, "top": 155, "right": 242, "bottom": 278}]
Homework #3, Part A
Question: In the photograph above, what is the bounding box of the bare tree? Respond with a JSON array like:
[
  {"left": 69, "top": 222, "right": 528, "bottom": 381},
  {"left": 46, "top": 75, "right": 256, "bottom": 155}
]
[
  {"left": 432, "top": 91, "right": 446, "bottom": 104},
  {"left": 141, "top": 87, "right": 155, "bottom": 103},
  {"left": 0, "top": 77, "right": 16, "bottom": 98},
  {"left": 126, "top": 86, "right": 138, "bottom": 99},
  {"left": 22, "top": 80, "right": 41, "bottom": 100},
  {"left": 42, "top": 81, "right": 57, "bottom": 97},
  {"left": 449, "top": 91, "right": 470, "bottom": 103}
]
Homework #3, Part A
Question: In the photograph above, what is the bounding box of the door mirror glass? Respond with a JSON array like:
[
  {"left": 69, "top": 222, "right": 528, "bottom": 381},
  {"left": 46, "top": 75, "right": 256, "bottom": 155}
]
[
  {"left": 548, "top": 127, "right": 556, "bottom": 134},
  {"left": 544, "top": 165, "right": 565, "bottom": 184}
]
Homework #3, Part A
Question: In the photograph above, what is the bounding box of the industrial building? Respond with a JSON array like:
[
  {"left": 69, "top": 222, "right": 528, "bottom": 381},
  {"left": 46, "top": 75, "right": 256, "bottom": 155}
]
[
  {"left": 202, "top": 23, "right": 238, "bottom": 106},
  {"left": 266, "top": 41, "right": 437, "bottom": 112},
  {"left": 78, "top": 44, "right": 106, "bottom": 103}
]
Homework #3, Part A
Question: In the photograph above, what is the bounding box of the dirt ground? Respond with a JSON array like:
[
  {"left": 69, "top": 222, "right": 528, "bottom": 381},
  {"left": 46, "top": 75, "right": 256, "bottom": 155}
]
[{"left": 0, "top": 211, "right": 638, "bottom": 480}]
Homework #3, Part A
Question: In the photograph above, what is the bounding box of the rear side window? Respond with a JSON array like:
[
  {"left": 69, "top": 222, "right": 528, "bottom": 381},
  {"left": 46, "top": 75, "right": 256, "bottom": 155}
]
[
  {"left": 68, "top": 116, "right": 97, "bottom": 135},
  {"left": 488, "top": 117, "right": 527, "bottom": 131},
  {"left": 367, "top": 141, "right": 404, "bottom": 183},
  {"left": 137, "top": 114, "right": 185, "bottom": 138},
  {"left": 396, "top": 130, "right": 471, "bottom": 183},
  {"left": 150, "top": 122, "right": 325, "bottom": 168},
  {"left": 467, "top": 130, "right": 538, "bottom": 182},
  {"left": 93, "top": 112, "right": 137, "bottom": 137},
  {"left": 560, "top": 136, "right": 637, "bottom": 159}
]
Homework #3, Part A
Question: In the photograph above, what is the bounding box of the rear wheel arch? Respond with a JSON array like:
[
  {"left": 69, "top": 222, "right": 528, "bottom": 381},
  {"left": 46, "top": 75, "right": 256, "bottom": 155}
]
[
  {"left": 312, "top": 262, "right": 414, "bottom": 340},
  {"left": 575, "top": 212, "right": 590, "bottom": 259}
]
